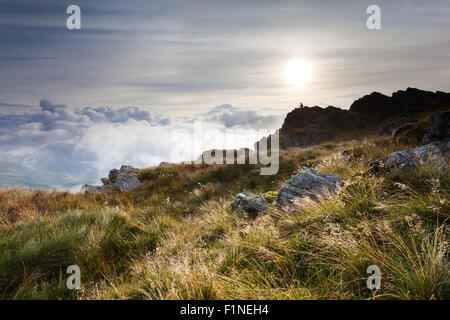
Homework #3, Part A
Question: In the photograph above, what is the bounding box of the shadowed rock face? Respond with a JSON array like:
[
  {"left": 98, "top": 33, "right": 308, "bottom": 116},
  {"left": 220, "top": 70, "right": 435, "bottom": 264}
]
[
  {"left": 350, "top": 88, "right": 450, "bottom": 123},
  {"left": 273, "top": 88, "right": 450, "bottom": 150},
  {"left": 280, "top": 130, "right": 332, "bottom": 149},
  {"left": 350, "top": 92, "right": 408, "bottom": 123},
  {"left": 314, "top": 109, "right": 371, "bottom": 130},
  {"left": 281, "top": 107, "right": 371, "bottom": 132},
  {"left": 423, "top": 111, "right": 450, "bottom": 144},
  {"left": 281, "top": 106, "right": 338, "bottom": 130},
  {"left": 391, "top": 88, "right": 450, "bottom": 110},
  {"left": 369, "top": 140, "right": 449, "bottom": 174},
  {"left": 277, "top": 169, "right": 345, "bottom": 207},
  {"left": 277, "top": 107, "right": 371, "bottom": 149}
]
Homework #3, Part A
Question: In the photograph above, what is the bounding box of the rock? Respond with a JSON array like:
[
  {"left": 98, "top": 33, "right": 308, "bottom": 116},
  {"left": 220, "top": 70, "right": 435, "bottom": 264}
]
[
  {"left": 277, "top": 106, "right": 371, "bottom": 149},
  {"left": 158, "top": 161, "right": 170, "bottom": 167},
  {"left": 391, "top": 88, "right": 450, "bottom": 110},
  {"left": 231, "top": 193, "right": 268, "bottom": 215},
  {"left": 349, "top": 92, "right": 408, "bottom": 123},
  {"left": 377, "top": 117, "right": 418, "bottom": 136},
  {"left": 106, "top": 165, "right": 141, "bottom": 191},
  {"left": 119, "top": 165, "right": 138, "bottom": 173},
  {"left": 350, "top": 88, "right": 450, "bottom": 124},
  {"left": 80, "top": 165, "right": 142, "bottom": 193},
  {"left": 265, "top": 89, "right": 450, "bottom": 150},
  {"left": 369, "top": 140, "right": 449, "bottom": 174},
  {"left": 277, "top": 169, "right": 345, "bottom": 207},
  {"left": 81, "top": 184, "right": 104, "bottom": 193},
  {"left": 108, "top": 169, "right": 119, "bottom": 183},
  {"left": 423, "top": 111, "right": 450, "bottom": 144},
  {"left": 114, "top": 173, "right": 142, "bottom": 191},
  {"left": 314, "top": 109, "right": 371, "bottom": 130},
  {"left": 280, "top": 130, "right": 332, "bottom": 149},
  {"left": 281, "top": 106, "right": 337, "bottom": 129}
]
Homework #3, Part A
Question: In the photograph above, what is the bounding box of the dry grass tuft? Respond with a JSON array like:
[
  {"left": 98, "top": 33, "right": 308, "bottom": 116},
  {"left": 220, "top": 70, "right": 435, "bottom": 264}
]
[{"left": 0, "top": 134, "right": 448, "bottom": 299}]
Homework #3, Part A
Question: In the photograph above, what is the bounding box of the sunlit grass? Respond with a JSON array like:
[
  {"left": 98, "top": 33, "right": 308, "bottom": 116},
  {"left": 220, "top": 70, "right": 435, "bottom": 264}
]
[{"left": 0, "top": 135, "right": 448, "bottom": 299}]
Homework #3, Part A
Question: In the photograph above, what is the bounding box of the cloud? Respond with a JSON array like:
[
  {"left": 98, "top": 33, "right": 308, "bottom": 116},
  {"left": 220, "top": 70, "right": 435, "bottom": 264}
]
[
  {"left": 198, "top": 104, "right": 284, "bottom": 128},
  {"left": 76, "top": 105, "right": 170, "bottom": 125},
  {"left": 39, "top": 99, "right": 67, "bottom": 113},
  {"left": 0, "top": 99, "right": 284, "bottom": 190}
]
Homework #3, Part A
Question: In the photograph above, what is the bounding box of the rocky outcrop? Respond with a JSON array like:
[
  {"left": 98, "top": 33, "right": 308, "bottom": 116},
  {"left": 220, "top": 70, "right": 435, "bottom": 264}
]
[
  {"left": 81, "top": 165, "right": 142, "bottom": 193},
  {"left": 280, "top": 106, "right": 370, "bottom": 131},
  {"left": 280, "top": 130, "right": 332, "bottom": 149},
  {"left": 350, "top": 88, "right": 450, "bottom": 123},
  {"left": 369, "top": 140, "right": 449, "bottom": 174},
  {"left": 277, "top": 169, "right": 345, "bottom": 207},
  {"left": 377, "top": 117, "right": 418, "bottom": 136},
  {"left": 349, "top": 92, "right": 408, "bottom": 123},
  {"left": 281, "top": 106, "right": 337, "bottom": 129},
  {"left": 269, "top": 88, "right": 450, "bottom": 150},
  {"left": 231, "top": 193, "right": 268, "bottom": 215},
  {"left": 423, "top": 111, "right": 450, "bottom": 144},
  {"left": 314, "top": 109, "right": 371, "bottom": 130},
  {"left": 391, "top": 88, "right": 450, "bottom": 110},
  {"left": 278, "top": 106, "right": 371, "bottom": 148}
]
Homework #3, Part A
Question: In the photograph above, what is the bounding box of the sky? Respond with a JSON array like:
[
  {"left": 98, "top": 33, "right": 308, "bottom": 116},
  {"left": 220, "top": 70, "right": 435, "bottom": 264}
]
[{"left": 0, "top": 0, "right": 449, "bottom": 189}]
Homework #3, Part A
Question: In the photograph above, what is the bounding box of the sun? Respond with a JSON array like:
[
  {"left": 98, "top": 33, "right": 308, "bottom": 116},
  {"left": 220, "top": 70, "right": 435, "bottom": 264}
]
[{"left": 284, "top": 58, "right": 314, "bottom": 85}]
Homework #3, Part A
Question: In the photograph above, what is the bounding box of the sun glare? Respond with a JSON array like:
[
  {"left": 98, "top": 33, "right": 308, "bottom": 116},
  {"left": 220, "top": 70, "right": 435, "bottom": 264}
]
[{"left": 284, "top": 58, "right": 314, "bottom": 85}]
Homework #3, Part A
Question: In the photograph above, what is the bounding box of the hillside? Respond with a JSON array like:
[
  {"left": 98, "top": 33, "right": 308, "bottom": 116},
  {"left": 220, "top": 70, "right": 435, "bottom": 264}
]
[{"left": 0, "top": 92, "right": 449, "bottom": 300}]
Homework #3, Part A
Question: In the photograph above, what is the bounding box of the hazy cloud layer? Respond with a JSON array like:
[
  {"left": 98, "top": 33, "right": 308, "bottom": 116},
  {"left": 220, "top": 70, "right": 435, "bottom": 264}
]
[{"left": 0, "top": 100, "right": 284, "bottom": 190}]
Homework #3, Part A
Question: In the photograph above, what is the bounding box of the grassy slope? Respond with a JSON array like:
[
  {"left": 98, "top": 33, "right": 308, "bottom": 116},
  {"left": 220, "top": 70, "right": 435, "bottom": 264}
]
[{"left": 0, "top": 134, "right": 448, "bottom": 300}]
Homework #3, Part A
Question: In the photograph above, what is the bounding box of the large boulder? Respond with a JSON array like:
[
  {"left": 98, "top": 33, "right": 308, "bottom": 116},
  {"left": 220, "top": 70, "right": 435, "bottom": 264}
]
[
  {"left": 423, "top": 111, "right": 450, "bottom": 144},
  {"left": 277, "top": 169, "right": 345, "bottom": 207},
  {"left": 114, "top": 172, "right": 142, "bottom": 191},
  {"left": 81, "top": 165, "right": 142, "bottom": 193},
  {"left": 369, "top": 140, "right": 449, "bottom": 174},
  {"left": 231, "top": 193, "right": 268, "bottom": 215}
]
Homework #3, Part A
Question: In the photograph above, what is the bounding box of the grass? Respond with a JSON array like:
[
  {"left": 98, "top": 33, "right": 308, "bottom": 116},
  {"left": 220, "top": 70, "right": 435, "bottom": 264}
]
[{"left": 0, "top": 134, "right": 448, "bottom": 300}]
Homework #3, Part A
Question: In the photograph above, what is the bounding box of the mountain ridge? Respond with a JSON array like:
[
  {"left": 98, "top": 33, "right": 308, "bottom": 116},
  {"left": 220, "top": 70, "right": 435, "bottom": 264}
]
[{"left": 267, "top": 87, "right": 450, "bottom": 149}]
